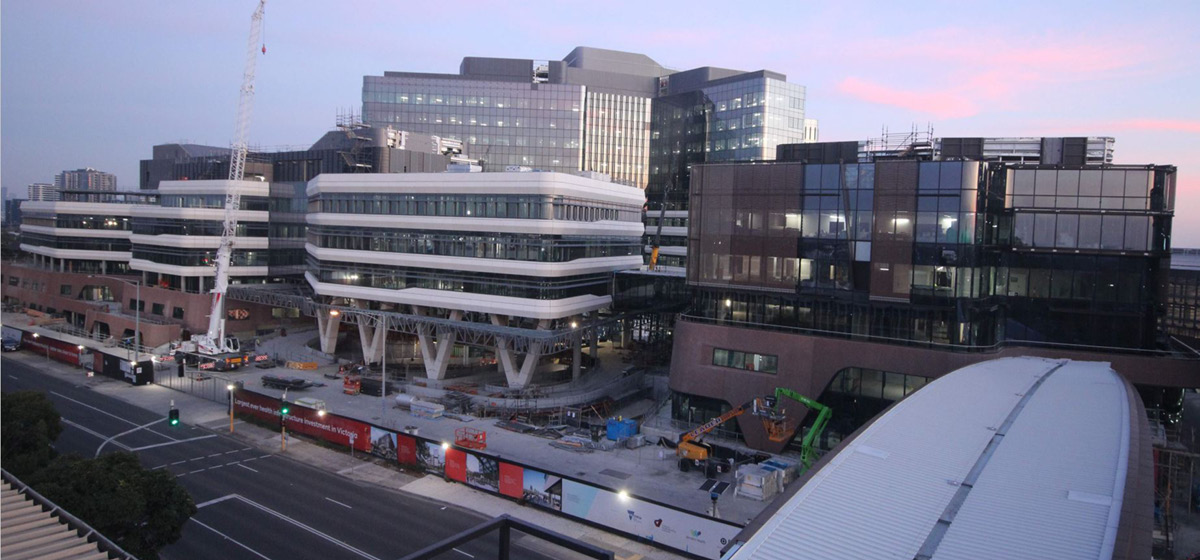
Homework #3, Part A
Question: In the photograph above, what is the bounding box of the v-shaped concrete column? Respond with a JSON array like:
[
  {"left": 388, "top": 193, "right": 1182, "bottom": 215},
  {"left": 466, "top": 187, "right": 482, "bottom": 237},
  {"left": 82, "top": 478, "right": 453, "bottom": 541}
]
[
  {"left": 357, "top": 317, "right": 387, "bottom": 364},
  {"left": 315, "top": 309, "right": 343, "bottom": 354},
  {"left": 413, "top": 306, "right": 461, "bottom": 380},
  {"left": 491, "top": 315, "right": 549, "bottom": 388}
]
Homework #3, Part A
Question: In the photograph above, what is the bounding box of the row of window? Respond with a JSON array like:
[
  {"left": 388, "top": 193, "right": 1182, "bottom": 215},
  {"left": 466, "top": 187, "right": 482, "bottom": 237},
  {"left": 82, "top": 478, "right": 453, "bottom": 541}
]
[
  {"left": 711, "top": 347, "right": 778, "bottom": 374},
  {"left": 310, "top": 194, "right": 642, "bottom": 223},
  {"left": 312, "top": 260, "right": 611, "bottom": 301},
  {"left": 22, "top": 233, "right": 131, "bottom": 252},
  {"left": 1009, "top": 213, "right": 1153, "bottom": 252},
  {"left": 309, "top": 228, "right": 639, "bottom": 262},
  {"left": 160, "top": 195, "right": 271, "bottom": 211}
]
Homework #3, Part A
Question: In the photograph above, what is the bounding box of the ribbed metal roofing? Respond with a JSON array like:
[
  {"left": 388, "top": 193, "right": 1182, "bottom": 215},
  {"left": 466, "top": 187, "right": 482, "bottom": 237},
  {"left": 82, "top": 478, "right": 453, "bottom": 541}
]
[
  {"left": 0, "top": 480, "right": 111, "bottom": 560},
  {"left": 730, "top": 357, "right": 1132, "bottom": 560}
]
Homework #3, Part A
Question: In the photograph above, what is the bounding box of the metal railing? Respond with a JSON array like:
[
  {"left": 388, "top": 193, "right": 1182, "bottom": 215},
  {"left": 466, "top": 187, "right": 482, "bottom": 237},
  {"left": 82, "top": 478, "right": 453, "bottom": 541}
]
[
  {"left": 152, "top": 363, "right": 235, "bottom": 405},
  {"left": 44, "top": 323, "right": 157, "bottom": 355},
  {"left": 1, "top": 468, "right": 139, "bottom": 560}
]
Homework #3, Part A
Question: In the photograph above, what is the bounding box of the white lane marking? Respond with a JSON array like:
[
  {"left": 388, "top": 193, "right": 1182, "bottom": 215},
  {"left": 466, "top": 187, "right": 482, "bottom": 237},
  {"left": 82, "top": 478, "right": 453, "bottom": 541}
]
[
  {"left": 237, "top": 463, "right": 259, "bottom": 473},
  {"left": 6, "top": 374, "right": 18, "bottom": 380},
  {"left": 127, "top": 434, "right": 218, "bottom": 451},
  {"left": 234, "top": 495, "right": 382, "bottom": 560},
  {"left": 61, "top": 419, "right": 132, "bottom": 450},
  {"left": 171, "top": 460, "right": 187, "bottom": 465},
  {"left": 208, "top": 453, "right": 223, "bottom": 458},
  {"left": 51, "top": 391, "right": 177, "bottom": 440},
  {"left": 224, "top": 449, "right": 240, "bottom": 455},
  {"left": 196, "top": 495, "right": 238, "bottom": 508},
  {"left": 453, "top": 548, "right": 475, "bottom": 558},
  {"left": 96, "top": 418, "right": 162, "bottom": 457},
  {"left": 190, "top": 518, "right": 274, "bottom": 560},
  {"left": 190, "top": 469, "right": 205, "bottom": 474},
  {"left": 324, "top": 497, "right": 352, "bottom": 509},
  {"left": 441, "top": 506, "right": 447, "bottom": 510}
]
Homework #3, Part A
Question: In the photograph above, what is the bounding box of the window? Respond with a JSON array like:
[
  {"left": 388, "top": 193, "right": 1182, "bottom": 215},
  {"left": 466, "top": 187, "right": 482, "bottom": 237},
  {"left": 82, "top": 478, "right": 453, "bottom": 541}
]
[
  {"left": 151, "top": 303, "right": 165, "bottom": 316},
  {"left": 712, "top": 347, "right": 778, "bottom": 374},
  {"left": 130, "top": 299, "right": 144, "bottom": 312},
  {"left": 60, "top": 284, "right": 73, "bottom": 296},
  {"left": 172, "top": 307, "right": 185, "bottom": 320}
]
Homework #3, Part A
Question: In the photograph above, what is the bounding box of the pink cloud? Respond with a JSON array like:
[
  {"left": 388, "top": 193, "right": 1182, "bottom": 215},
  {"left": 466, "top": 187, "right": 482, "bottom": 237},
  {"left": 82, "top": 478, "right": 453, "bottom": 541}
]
[
  {"left": 1113, "top": 119, "right": 1200, "bottom": 134},
  {"left": 837, "top": 77, "right": 978, "bottom": 119}
]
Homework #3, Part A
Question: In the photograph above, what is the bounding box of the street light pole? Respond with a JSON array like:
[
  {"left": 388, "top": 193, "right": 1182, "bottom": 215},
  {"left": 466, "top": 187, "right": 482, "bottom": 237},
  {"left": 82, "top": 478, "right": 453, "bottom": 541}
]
[{"left": 227, "top": 383, "right": 236, "bottom": 433}]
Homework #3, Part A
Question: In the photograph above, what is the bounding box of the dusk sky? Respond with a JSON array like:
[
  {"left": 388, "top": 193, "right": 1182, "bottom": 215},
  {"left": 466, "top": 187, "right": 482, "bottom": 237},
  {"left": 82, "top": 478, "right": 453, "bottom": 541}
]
[{"left": 3, "top": 0, "right": 1198, "bottom": 244}]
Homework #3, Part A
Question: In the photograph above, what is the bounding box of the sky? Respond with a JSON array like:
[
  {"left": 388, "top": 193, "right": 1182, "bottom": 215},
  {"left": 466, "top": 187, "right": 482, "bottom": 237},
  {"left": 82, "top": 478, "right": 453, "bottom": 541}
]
[{"left": 2, "top": 0, "right": 1198, "bottom": 244}]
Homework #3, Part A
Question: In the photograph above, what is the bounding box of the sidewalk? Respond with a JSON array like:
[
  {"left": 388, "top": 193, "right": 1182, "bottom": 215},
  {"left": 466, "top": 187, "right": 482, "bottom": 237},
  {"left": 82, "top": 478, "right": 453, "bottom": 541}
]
[{"left": 0, "top": 349, "right": 684, "bottom": 560}]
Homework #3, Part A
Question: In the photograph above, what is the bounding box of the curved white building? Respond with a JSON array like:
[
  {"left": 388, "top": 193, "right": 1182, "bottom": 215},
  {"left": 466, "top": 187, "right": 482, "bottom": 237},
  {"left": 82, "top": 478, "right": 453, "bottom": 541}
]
[{"left": 306, "top": 170, "right": 645, "bottom": 386}]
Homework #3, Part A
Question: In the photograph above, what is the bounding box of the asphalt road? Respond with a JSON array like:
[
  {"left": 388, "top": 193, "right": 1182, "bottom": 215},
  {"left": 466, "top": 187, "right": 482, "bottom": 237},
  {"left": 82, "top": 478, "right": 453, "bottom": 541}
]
[{"left": 1, "top": 356, "right": 559, "bottom": 560}]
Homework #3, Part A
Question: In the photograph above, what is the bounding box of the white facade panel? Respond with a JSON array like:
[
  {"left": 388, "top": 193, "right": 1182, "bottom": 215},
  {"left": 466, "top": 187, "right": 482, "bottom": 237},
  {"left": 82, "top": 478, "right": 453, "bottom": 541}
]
[
  {"left": 307, "top": 213, "right": 643, "bottom": 237},
  {"left": 306, "top": 171, "right": 645, "bottom": 207},
  {"left": 20, "top": 245, "right": 130, "bottom": 261},
  {"left": 130, "top": 234, "right": 270, "bottom": 250},
  {"left": 306, "top": 244, "right": 641, "bottom": 278},
  {"left": 306, "top": 272, "right": 610, "bottom": 319},
  {"left": 20, "top": 225, "right": 131, "bottom": 239}
]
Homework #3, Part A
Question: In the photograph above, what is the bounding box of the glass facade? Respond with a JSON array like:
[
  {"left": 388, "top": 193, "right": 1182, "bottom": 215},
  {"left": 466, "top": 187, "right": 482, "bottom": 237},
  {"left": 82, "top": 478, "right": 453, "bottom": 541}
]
[
  {"left": 686, "top": 160, "right": 1175, "bottom": 351},
  {"left": 812, "top": 367, "right": 930, "bottom": 449},
  {"left": 648, "top": 75, "right": 807, "bottom": 211},
  {"left": 363, "top": 77, "right": 586, "bottom": 176}
]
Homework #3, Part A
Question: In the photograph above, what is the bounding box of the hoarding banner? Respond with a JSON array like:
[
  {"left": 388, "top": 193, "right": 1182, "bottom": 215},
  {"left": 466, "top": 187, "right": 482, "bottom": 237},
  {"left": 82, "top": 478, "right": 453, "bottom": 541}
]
[{"left": 560, "top": 479, "right": 740, "bottom": 558}]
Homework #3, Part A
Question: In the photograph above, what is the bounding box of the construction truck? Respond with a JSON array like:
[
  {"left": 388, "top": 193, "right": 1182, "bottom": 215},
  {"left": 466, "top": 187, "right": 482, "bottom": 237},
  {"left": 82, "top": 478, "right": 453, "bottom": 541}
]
[
  {"left": 761, "top": 387, "right": 832, "bottom": 473},
  {"left": 675, "top": 397, "right": 774, "bottom": 472}
]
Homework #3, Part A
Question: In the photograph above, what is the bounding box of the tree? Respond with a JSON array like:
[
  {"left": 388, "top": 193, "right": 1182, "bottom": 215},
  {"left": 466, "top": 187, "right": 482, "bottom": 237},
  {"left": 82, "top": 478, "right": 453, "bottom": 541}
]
[
  {"left": 1, "top": 391, "right": 63, "bottom": 477},
  {"left": 30, "top": 453, "right": 196, "bottom": 560}
]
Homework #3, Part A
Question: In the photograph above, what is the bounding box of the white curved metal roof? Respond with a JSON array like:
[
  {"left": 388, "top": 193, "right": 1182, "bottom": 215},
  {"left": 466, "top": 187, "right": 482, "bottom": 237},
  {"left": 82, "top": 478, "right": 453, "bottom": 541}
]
[{"left": 731, "top": 357, "right": 1134, "bottom": 560}]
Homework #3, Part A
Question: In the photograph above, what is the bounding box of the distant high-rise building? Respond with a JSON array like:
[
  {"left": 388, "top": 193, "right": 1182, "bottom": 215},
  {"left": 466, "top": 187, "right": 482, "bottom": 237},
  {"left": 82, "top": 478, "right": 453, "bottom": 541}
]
[
  {"left": 27, "top": 183, "right": 58, "bottom": 201},
  {"left": 55, "top": 168, "right": 117, "bottom": 193},
  {"left": 363, "top": 47, "right": 817, "bottom": 193},
  {"left": 54, "top": 168, "right": 116, "bottom": 202},
  {"left": 3, "top": 198, "right": 25, "bottom": 228}
]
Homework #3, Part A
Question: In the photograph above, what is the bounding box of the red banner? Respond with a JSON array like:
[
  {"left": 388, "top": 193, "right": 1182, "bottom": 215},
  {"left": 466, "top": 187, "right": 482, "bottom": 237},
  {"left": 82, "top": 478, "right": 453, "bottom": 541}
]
[
  {"left": 499, "top": 462, "right": 524, "bottom": 499},
  {"left": 233, "top": 390, "right": 371, "bottom": 451},
  {"left": 20, "top": 333, "right": 82, "bottom": 366},
  {"left": 445, "top": 448, "right": 467, "bottom": 482},
  {"left": 398, "top": 434, "right": 418, "bottom": 465}
]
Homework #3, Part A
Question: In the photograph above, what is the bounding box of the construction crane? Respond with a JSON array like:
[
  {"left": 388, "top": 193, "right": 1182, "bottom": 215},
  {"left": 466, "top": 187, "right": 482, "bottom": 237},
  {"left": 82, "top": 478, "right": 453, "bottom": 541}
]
[
  {"left": 762, "top": 387, "right": 831, "bottom": 473},
  {"left": 676, "top": 397, "right": 772, "bottom": 471},
  {"left": 190, "top": 0, "right": 266, "bottom": 362}
]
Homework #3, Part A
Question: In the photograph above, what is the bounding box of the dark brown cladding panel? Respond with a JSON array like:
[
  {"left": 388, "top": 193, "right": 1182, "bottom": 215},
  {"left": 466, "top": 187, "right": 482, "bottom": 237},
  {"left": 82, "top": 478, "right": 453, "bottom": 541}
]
[{"left": 869, "top": 161, "right": 918, "bottom": 301}]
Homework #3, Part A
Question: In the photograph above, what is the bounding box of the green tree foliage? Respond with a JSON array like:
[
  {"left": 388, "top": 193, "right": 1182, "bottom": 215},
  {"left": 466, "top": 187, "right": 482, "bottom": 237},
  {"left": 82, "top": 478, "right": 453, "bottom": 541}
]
[
  {"left": 30, "top": 453, "right": 197, "bottom": 560},
  {"left": 1, "top": 391, "right": 63, "bottom": 477}
]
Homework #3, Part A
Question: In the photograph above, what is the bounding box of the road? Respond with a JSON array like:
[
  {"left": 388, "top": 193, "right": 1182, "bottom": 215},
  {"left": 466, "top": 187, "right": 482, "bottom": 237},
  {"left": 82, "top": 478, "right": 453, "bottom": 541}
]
[{"left": 1, "top": 356, "right": 558, "bottom": 560}]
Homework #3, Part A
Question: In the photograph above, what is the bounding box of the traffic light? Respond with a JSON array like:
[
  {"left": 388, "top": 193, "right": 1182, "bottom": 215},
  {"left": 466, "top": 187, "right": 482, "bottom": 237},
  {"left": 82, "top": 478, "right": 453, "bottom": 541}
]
[
  {"left": 168, "top": 407, "right": 180, "bottom": 426},
  {"left": 280, "top": 400, "right": 290, "bottom": 415}
]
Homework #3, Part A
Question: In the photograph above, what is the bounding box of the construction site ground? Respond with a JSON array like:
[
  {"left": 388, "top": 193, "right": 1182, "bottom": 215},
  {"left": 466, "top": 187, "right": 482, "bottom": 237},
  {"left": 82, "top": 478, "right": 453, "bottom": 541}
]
[{"left": 247, "top": 328, "right": 781, "bottom": 527}]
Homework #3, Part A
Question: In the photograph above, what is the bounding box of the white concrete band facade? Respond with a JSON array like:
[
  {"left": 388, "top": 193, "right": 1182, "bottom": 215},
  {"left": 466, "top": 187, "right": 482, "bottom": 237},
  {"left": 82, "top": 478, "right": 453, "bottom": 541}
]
[{"left": 306, "top": 171, "right": 645, "bottom": 387}]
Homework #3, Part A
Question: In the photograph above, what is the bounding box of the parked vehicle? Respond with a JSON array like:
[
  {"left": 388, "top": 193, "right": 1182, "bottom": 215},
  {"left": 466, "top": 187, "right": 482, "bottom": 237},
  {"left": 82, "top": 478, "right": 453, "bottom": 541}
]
[{"left": 2, "top": 338, "right": 20, "bottom": 352}]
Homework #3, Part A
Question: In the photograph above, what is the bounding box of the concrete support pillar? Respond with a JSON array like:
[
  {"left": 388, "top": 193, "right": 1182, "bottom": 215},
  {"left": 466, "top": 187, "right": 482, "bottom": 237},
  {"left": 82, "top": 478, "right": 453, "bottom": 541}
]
[
  {"left": 589, "top": 328, "right": 598, "bottom": 361},
  {"left": 492, "top": 316, "right": 548, "bottom": 388},
  {"left": 357, "top": 319, "right": 387, "bottom": 364},
  {"left": 413, "top": 306, "right": 461, "bottom": 380},
  {"left": 572, "top": 329, "right": 582, "bottom": 382},
  {"left": 315, "top": 309, "right": 342, "bottom": 355}
]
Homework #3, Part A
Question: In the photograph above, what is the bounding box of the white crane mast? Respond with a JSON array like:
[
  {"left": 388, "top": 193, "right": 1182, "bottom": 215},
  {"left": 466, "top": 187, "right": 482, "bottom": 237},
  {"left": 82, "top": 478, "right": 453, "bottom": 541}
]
[{"left": 196, "top": 0, "right": 265, "bottom": 356}]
